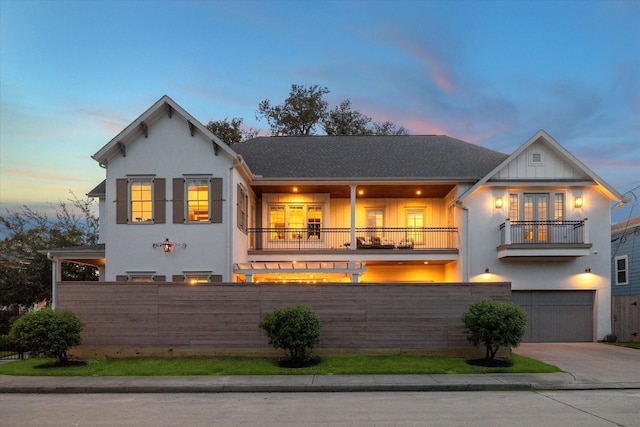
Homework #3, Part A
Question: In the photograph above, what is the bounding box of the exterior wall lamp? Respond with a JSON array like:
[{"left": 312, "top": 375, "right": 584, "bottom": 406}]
[
  {"left": 153, "top": 238, "right": 187, "bottom": 253},
  {"left": 484, "top": 267, "right": 491, "bottom": 274},
  {"left": 494, "top": 197, "right": 503, "bottom": 209},
  {"left": 575, "top": 196, "right": 583, "bottom": 208},
  {"left": 585, "top": 267, "right": 591, "bottom": 273}
]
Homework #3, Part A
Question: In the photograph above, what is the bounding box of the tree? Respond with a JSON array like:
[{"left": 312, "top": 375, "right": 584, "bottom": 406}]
[
  {"left": 461, "top": 300, "right": 527, "bottom": 361},
  {"left": 256, "top": 84, "right": 409, "bottom": 136},
  {"left": 323, "top": 99, "right": 372, "bottom": 135},
  {"left": 0, "top": 194, "right": 99, "bottom": 307},
  {"left": 372, "top": 121, "right": 409, "bottom": 136},
  {"left": 257, "top": 84, "right": 330, "bottom": 136},
  {"left": 259, "top": 304, "right": 321, "bottom": 364},
  {"left": 206, "top": 117, "right": 258, "bottom": 145},
  {"left": 9, "top": 308, "right": 83, "bottom": 364}
]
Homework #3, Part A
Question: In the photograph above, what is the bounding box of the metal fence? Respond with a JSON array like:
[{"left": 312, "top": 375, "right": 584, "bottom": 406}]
[
  {"left": 499, "top": 220, "right": 585, "bottom": 245},
  {"left": 248, "top": 227, "right": 458, "bottom": 251}
]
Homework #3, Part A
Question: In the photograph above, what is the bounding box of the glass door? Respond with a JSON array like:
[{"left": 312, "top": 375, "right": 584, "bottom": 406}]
[{"left": 523, "top": 193, "right": 549, "bottom": 242}]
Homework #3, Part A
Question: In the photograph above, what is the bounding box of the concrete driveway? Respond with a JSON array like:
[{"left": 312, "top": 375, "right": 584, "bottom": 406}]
[{"left": 514, "top": 342, "right": 640, "bottom": 388}]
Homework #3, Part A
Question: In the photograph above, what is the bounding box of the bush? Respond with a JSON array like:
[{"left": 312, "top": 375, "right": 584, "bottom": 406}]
[
  {"left": 259, "top": 304, "right": 321, "bottom": 364},
  {"left": 0, "top": 334, "right": 12, "bottom": 350},
  {"left": 9, "top": 308, "right": 83, "bottom": 364},
  {"left": 604, "top": 333, "right": 617, "bottom": 343},
  {"left": 462, "top": 299, "right": 527, "bottom": 361}
]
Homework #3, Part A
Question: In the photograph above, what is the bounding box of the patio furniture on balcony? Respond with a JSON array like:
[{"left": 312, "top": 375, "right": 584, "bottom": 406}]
[{"left": 248, "top": 227, "right": 457, "bottom": 252}]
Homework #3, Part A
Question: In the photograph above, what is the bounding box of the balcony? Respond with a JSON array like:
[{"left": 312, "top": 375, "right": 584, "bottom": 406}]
[
  {"left": 248, "top": 227, "right": 458, "bottom": 253},
  {"left": 497, "top": 219, "right": 592, "bottom": 258}
]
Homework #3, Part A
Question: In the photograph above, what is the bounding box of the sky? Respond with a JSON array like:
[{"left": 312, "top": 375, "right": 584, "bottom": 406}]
[{"left": 1, "top": 0, "right": 639, "bottom": 223}]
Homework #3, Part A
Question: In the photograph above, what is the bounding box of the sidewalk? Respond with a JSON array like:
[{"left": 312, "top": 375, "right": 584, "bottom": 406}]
[{"left": 1, "top": 371, "right": 638, "bottom": 394}]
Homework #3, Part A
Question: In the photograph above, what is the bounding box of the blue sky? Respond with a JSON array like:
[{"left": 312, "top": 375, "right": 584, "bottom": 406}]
[{"left": 1, "top": 0, "right": 639, "bottom": 222}]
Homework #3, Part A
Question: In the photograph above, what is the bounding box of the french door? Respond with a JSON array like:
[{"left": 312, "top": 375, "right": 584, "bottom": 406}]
[{"left": 523, "top": 193, "right": 549, "bottom": 242}]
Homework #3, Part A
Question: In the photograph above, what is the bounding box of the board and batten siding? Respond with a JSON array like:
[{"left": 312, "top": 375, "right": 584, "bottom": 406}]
[
  {"left": 57, "top": 282, "right": 510, "bottom": 357},
  {"left": 494, "top": 139, "right": 588, "bottom": 180}
]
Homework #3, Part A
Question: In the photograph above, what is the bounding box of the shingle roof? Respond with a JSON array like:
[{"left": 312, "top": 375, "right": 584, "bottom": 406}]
[
  {"left": 232, "top": 135, "right": 508, "bottom": 180},
  {"left": 612, "top": 215, "right": 640, "bottom": 236},
  {"left": 87, "top": 180, "right": 106, "bottom": 197}
]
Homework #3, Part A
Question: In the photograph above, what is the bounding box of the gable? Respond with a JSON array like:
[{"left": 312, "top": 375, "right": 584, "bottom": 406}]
[
  {"left": 459, "top": 130, "right": 624, "bottom": 202},
  {"left": 92, "top": 95, "right": 237, "bottom": 166},
  {"left": 491, "top": 137, "right": 590, "bottom": 181}
]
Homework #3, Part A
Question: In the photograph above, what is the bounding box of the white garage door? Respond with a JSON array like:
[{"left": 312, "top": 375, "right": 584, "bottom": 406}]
[{"left": 512, "top": 290, "right": 594, "bottom": 342}]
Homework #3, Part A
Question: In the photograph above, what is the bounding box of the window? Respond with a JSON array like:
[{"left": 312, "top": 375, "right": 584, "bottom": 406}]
[
  {"left": 529, "top": 151, "right": 543, "bottom": 165},
  {"left": 269, "top": 206, "right": 285, "bottom": 240},
  {"left": 115, "top": 272, "right": 165, "bottom": 282},
  {"left": 509, "top": 194, "right": 519, "bottom": 221},
  {"left": 554, "top": 194, "right": 565, "bottom": 221},
  {"left": 130, "top": 179, "right": 153, "bottom": 222},
  {"left": 615, "top": 255, "right": 628, "bottom": 285},
  {"left": 289, "top": 206, "right": 304, "bottom": 240},
  {"left": 116, "top": 177, "right": 166, "bottom": 224},
  {"left": 307, "top": 206, "right": 322, "bottom": 239},
  {"left": 267, "top": 204, "right": 323, "bottom": 241},
  {"left": 406, "top": 209, "right": 424, "bottom": 244},
  {"left": 237, "top": 185, "right": 248, "bottom": 232},
  {"left": 186, "top": 178, "right": 209, "bottom": 222},
  {"left": 172, "top": 177, "right": 223, "bottom": 224}
]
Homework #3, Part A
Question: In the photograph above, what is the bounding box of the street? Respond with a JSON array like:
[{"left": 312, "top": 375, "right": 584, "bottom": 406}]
[{"left": 1, "top": 390, "right": 639, "bottom": 427}]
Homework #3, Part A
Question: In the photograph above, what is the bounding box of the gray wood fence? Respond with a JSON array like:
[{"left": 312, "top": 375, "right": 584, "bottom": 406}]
[{"left": 57, "top": 282, "right": 511, "bottom": 358}]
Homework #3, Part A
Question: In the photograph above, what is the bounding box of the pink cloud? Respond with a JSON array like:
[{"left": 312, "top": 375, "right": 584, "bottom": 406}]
[{"left": 5, "top": 168, "right": 85, "bottom": 183}]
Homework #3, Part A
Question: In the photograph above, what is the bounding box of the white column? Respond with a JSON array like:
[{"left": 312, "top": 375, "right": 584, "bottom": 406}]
[
  {"left": 504, "top": 219, "right": 512, "bottom": 245},
  {"left": 350, "top": 185, "right": 357, "bottom": 251},
  {"left": 583, "top": 218, "right": 589, "bottom": 244}
]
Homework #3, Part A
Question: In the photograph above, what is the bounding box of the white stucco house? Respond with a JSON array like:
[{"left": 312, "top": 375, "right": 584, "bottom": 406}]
[{"left": 49, "top": 95, "right": 624, "bottom": 342}]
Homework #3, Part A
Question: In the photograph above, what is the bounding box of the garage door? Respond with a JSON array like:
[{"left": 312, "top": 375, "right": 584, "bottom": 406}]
[{"left": 512, "top": 290, "right": 594, "bottom": 342}]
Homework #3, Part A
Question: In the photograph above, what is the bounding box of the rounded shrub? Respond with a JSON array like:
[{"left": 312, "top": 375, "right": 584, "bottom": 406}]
[
  {"left": 259, "top": 304, "right": 321, "bottom": 364},
  {"left": 9, "top": 308, "right": 84, "bottom": 364},
  {"left": 462, "top": 299, "right": 527, "bottom": 361}
]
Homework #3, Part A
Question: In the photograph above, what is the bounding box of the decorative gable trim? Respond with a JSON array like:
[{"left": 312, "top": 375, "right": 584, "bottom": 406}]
[{"left": 92, "top": 95, "right": 239, "bottom": 165}]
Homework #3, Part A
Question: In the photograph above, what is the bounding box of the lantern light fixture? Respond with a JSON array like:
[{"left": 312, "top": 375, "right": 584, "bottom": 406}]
[
  {"left": 575, "top": 196, "right": 583, "bottom": 208},
  {"left": 153, "top": 238, "right": 187, "bottom": 253},
  {"left": 495, "top": 197, "right": 503, "bottom": 209}
]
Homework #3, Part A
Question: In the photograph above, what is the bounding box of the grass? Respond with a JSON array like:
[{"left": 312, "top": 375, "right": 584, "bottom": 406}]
[
  {"left": 0, "top": 353, "right": 560, "bottom": 376},
  {"left": 609, "top": 342, "right": 640, "bottom": 350}
]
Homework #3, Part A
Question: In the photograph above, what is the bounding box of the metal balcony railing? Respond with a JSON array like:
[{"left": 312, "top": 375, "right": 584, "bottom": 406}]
[
  {"left": 499, "top": 220, "right": 587, "bottom": 245},
  {"left": 248, "top": 227, "right": 458, "bottom": 251}
]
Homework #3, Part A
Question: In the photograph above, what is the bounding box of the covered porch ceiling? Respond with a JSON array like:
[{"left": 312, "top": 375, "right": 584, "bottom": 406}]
[{"left": 249, "top": 183, "right": 456, "bottom": 198}]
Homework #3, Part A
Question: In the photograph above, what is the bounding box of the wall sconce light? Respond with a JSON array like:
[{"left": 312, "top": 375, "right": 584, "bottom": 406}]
[
  {"left": 584, "top": 267, "right": 591, "bottom": 273},
  {"left": 484, "top": 267, "right": 491, "bottom": 274},
  {"left": 153, "top": 238, "right": 187, "bottom": 253},
  {"left": 494, "top": 197, "right": 503, "bottom": 209},
  {"left": 575, "top": 196, "right": 583, "bottom": 208}
]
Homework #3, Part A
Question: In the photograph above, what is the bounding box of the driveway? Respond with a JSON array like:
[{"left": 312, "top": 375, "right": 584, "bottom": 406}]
[{"left": 514, "top": 342, "right": 640, "bottom": 388}]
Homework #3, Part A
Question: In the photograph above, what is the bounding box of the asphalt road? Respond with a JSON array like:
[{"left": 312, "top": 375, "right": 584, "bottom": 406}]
[{"left": 1, "top": 390, "right": 639, "bottom": 427}]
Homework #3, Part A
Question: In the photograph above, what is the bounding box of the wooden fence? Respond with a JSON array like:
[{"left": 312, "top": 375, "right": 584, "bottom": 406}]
[
  {"left": 612, "top": 296, "right": 640, "bottom": 342},
  {"left": 57, "top": 282, "right": 511, "bottom": 358}
]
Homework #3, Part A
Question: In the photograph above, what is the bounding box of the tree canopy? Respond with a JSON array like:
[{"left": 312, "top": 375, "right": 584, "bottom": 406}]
[
  {"left": 254, "top": 84, "right": 409, "bottom": 137},
  {"left": 206, "top": 117, "right": 258, "bottom": 145},
  {"left": 0, "top": 195, "right": 99, "bottom": 307},
  {"left": 257, "top": 84, "right": 330, "bottom": 136}
]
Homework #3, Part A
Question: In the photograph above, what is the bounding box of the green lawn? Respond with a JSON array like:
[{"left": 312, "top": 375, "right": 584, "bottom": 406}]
[
  {"left": 610, "top": 342, "right": 640, "bottom": 350},
  {"left": 0, "top": 354, "right": 560, "bottom": 376}
]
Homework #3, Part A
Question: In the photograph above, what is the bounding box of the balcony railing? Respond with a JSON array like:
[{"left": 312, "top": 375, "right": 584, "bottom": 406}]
[
  {"left": 499, "top": 220, "right": 587, "bottom": 245},
  {"left": 248, "top": 227, "right": 458, "bottom": 251}
]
